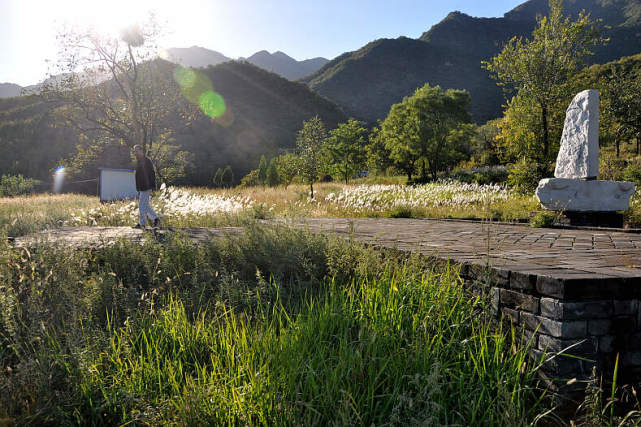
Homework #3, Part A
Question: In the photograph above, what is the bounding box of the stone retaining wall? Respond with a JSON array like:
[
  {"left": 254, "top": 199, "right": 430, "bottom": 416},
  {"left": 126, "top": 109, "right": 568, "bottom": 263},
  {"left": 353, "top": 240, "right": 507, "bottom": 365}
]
[{"left": 460, "top": 263, "right": 641, "bottom": 386}]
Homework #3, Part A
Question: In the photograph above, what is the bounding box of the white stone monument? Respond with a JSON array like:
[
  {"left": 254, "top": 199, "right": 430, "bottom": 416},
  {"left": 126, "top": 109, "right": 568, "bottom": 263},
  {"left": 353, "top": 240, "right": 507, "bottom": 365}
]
[{"left": 535, "top": 89, "right": 636, "bottom": 212}]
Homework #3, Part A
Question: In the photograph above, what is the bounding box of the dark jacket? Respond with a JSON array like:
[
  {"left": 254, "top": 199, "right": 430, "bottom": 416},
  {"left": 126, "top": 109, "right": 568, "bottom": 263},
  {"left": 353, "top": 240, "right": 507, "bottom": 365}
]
[{"left": 135, "top": 156, "right": 156, "bottom": 191}]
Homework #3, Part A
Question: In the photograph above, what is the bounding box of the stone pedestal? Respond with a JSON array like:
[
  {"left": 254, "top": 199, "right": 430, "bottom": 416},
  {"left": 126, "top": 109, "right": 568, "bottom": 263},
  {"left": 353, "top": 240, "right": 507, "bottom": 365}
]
[
  {"left": 563, "top": 211, "right": 624, "bottom": 228},
  {"left": 536, "top": 178, "right": 636, "bottom": 212}
]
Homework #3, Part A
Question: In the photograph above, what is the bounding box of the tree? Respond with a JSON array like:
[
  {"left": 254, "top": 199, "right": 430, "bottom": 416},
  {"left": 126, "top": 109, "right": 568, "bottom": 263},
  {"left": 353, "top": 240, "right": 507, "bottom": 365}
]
[
  {"left": 257, "top": 155, "right": 268, "bottom": 186},
  {"left": 379, "top": 84, "right": 472, "bottom": 181},
  {"left": 366, "top": 125, "right": 394, "bottom": 175},
  {"left": 240, "top": 169, "right": 260, "bottom": 187},
  {"left": 483, "top": 0, "right": 602, "bottom": 159},
  {"left": 274, "top": 152, "right": 300, "bottom": 188},
  {"left": 221, "top": 165, "right": 234, "bottom": 188},
  {"left": 604, "top": 70, "right": 641, "bottom": 156},
  {"left": 266, "top": 158, "right": 280, "bottom": 187},
  {"left": 472, "top": 120, "right": 502, "bottom": 166},
  {"left": 296, "top": 116, "right": 327, "bottom": 199},
  {"left": 40, "top": 15, "right": 196, "bottom": 176},
  {"left": 326, "top": 118, "right": 368, "bottom": 184},
  {"left": 152, "top": 139, "right": 194, "bottom": 185},
  {"left": 213, "top": 167, "right": 224, "bottom": 187},
  {"left": 380, "top": 103, "right": 417, "bottom": 181},
  {"left": 495, "top": 94, "right": 545, "bottom": 163}
]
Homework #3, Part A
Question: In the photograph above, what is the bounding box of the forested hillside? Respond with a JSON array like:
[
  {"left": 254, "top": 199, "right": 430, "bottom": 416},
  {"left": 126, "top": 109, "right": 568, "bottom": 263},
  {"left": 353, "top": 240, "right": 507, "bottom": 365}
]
[
  {"left": 0, "top": 61, "right": 345, "bottom": 189},
  {"left": 177, "top": 61, "right": 345, "bottom": 186},
  {"left": 302, "top": 0, "right": 641, "bottom": 124}
]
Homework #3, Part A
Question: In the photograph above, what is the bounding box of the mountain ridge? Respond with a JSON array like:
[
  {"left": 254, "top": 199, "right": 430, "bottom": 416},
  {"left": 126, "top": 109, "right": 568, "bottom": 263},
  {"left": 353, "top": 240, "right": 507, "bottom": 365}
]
[
  {"left": 0, "top": 83, "right": 22, "bottom": 98},
  {"left": 303, "top": 0, "right": 641, "bottom": 124},
  {"left": 166, "top": 46, "right": 329, "bottom": 81}
]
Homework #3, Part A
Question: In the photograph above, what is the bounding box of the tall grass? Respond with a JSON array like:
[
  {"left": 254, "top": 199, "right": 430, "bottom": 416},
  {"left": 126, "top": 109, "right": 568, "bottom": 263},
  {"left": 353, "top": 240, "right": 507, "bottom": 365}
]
[
  {"left": 0, "top": 224, "right": 550, "bottom": 425},
  {"left": 0, "top": 193, "right": 99, "bottom": 237},
  {"left": 0, "top": 180, "right": 542, "bottom": 238}
]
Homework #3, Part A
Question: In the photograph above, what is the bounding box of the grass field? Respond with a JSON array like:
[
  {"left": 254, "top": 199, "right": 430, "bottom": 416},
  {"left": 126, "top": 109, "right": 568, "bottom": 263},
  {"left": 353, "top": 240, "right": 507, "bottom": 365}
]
[
  {"left": 0, "top": 225, "right": 554, "bottom": 425},
  {"left": 1, "top": 180, "right": 542, "bottom": 237},
  {"left": 1, "top": 183, "right": 641, "bottom": 424}
]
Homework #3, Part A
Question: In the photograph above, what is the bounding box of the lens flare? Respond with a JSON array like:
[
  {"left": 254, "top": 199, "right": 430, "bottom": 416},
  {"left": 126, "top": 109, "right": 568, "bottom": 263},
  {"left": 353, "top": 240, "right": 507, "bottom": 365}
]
[
  {"left": 214, "top": 107, "right": 235, "bottom": 127},
  {"left": 174, "top": 66, "right": 228, "bottom": 120},
  {"left": 199, "top": 91, "right": 226, "bottom": 118},
  {"left": 53, "top": 167, "right": 66, "bottom": 194},
  {"left": 173, "top": 66, "right": 197, "bottom": 89}
]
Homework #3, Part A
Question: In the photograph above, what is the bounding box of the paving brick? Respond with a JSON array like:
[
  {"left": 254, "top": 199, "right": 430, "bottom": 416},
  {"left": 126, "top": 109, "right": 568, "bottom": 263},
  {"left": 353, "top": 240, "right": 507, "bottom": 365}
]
[
  {"left": 623, "top": 351, "right": 641, "bottom": 367},
  {"left": 536, "top": 276, "right": 566, "bottom": 299},
  {"left": 521, "top": 312, "right": 587, "bottom": 338},
  {"left": 490, "top": 268, "right": 510, "bottom": 286},
  {"left": 598, "top": 335, "right": 616, "bottom": 353},
  {"left": 540, "top": 298, "right": 613, "bottom": 320},
  {"left": 614, "top": 300, "right": 639, "bottom": 316},
  {"left": 500, "top": 289, "right": 539, "bottom": 313},
  {"left": 509, "top": 271, "right": 537, "bottom": 291},
  {"left": 538, "top": 334, "right": 596, "bottom": 355},
  {"left": 532, "top": 349, "right": 595, "bottom": 377},
  {"left": 491, "top": 287, "right": 500, "bottom": 316},
  {"left": 588, "top": 320, "right": 613, "bottom": 336},
  {"left": 502, "top": 307, "right": 520, "bottom": 324}
]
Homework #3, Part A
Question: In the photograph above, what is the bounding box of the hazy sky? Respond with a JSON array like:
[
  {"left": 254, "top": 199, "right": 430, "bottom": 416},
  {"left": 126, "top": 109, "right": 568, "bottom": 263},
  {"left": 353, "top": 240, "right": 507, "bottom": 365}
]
[{"left": 1, "top": 0, "right": 525, "bottom": 86}]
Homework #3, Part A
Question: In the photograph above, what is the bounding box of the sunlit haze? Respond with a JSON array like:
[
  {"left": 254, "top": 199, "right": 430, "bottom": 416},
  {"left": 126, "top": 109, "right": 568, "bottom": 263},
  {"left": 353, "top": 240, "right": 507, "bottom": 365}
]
[{"left": 1, "top": 0, "right": 524, "bottom": 86}]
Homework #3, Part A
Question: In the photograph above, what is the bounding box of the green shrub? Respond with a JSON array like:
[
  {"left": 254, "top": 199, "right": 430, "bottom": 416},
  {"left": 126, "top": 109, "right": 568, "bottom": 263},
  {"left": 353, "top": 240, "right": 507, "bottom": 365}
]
[
  {"left": 240, "top": 169, "right": 260, "bottom": 187},
  {"left": 0, "top": 174, "right": 38, "bottom": 197},
  {"left": 212, "top": 167, "right": 224, "bottom": 187},
  {"left": 530, "top": 211, "right": 557, "bottom": 228},
  {"left": 507, "top": 160, "right": 551, "bottom": 195},
  {"left": 622, "top": 160, "right": 641, "bottom": 188},
  {"left": 600, "top": 151, "right": 626, "bottom": 181},
  {"left": 387, "top": 206, "right": 414, "bottom": 218},
  {"left": 450, "top": 166, "right": 509, "bottom": 185}
]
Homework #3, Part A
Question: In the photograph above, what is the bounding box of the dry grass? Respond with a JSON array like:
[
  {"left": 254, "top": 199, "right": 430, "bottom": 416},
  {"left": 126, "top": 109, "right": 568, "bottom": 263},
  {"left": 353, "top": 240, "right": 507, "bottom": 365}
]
[{"left": 5, "top": 179, "right": 640, "bottom": 237}]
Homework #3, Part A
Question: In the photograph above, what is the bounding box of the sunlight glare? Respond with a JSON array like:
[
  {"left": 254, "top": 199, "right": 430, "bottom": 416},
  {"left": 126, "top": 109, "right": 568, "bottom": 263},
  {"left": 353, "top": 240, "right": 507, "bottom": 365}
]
[
  {"left": 53, "top": 166, "right": 66, "bottom": 194},
  {"left": 53, "top": 0, "right": 173, "bottom": 38}
]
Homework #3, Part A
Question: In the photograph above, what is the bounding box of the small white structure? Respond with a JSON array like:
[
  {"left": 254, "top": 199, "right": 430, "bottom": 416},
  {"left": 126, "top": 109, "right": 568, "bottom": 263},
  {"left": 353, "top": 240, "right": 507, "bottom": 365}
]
[
  {"left": 535, "top": 90, "right": 636, "bottom": 212},
  {"left": 99, "top": 168, "right": 137, "bottom": 202}
]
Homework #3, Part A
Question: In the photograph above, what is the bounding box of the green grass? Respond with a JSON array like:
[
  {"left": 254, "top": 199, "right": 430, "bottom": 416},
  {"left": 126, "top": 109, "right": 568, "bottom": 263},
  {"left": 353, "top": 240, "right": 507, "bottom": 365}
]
[{"left": 0, "top": 224, "right": 553, "bottom": 425}]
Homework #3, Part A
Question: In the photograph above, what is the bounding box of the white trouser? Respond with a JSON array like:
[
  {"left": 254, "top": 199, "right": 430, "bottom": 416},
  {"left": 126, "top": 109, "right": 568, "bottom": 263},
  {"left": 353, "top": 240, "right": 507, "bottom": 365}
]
[{"left": 138, "top": 190, "right": 158, "bottom": 226}]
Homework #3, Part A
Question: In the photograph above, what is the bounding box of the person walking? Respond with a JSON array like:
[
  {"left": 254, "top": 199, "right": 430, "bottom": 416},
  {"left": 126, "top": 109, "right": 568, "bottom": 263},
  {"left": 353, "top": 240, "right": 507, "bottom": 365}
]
[{"left": 133, "top": 145, "right": 160, "bottom": 229}]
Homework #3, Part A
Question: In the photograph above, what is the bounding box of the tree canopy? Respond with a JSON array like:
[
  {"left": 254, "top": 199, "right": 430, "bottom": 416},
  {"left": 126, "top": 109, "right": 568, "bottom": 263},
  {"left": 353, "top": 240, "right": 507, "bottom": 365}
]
[
  {"left": 296, "top": 116, "right": 327, "bottom": 199},
  {"left": 379, "top": 84, "right": 471, "bottom": 181},
  {"left": 325, "top": 118, "right": 368, "bottom": 184},
  {"left": 41, "top": 17, "right": 194, "bottom": 153},
  {"left": 484, "top": 0, "right": 603, "bottom": 159}
]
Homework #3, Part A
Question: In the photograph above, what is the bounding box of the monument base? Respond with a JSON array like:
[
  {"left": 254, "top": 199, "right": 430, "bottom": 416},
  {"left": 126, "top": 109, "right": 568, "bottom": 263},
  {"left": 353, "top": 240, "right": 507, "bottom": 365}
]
[
  {"left": 536, "top": 178, "right": 636, "bottom": 212},
  {"left": 562, "top": 211, "right": 624, "bottom": 228}
]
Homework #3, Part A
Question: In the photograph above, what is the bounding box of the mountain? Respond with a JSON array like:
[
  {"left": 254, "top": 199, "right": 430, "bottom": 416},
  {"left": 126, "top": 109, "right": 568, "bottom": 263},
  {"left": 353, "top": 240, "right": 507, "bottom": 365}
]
[
  {"left": 164, "top": 46, "right": 231, "bottom": 68},
  {"left": 0, "top": 61, "right": 346, "bottom": 187},
  {"left": 0, "top": 83, "right": 22, "bottom": 98},
  {"left": 179, "top": 61, "right": 344, "bottom": 184},
  {"left": 243, "top": 50, "right": 329, "bottom": 80},
  {"left": 302, "top": 0, "right": 641, "bottom": 124},
  {"left": 164, "top": 46, "right": 329, "bottom": 80}
]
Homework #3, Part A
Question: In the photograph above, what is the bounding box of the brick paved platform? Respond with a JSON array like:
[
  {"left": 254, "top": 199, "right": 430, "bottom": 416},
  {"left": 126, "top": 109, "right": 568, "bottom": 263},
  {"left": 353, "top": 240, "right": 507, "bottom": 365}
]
[
  {"left": 289, "top": 218, "right": 641, "bottom": 298},
  {"left": 288, "top": 218, "right": 641, "bottom": 389}
]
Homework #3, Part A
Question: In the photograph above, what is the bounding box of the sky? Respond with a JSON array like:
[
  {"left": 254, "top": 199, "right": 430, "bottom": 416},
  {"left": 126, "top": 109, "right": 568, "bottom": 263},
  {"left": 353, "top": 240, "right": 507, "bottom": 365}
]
[{"left": 0, "top": 0, "right": 525, "bottom": 86}]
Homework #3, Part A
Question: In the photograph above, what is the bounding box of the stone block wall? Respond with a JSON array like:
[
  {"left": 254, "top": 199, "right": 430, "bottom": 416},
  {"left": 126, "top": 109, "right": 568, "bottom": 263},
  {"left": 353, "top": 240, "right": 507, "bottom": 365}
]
[{"left": 459, "top": 262, "right": 641, "bottom": 385}]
